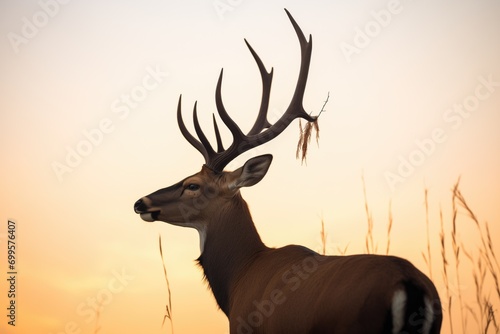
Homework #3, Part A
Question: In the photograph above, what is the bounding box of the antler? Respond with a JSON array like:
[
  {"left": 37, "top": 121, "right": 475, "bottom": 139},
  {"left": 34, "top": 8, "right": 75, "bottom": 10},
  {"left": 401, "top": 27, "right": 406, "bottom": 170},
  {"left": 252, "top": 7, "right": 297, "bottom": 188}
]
[{"left": 177, "top": 9, "right": 317, "bottom": 172}]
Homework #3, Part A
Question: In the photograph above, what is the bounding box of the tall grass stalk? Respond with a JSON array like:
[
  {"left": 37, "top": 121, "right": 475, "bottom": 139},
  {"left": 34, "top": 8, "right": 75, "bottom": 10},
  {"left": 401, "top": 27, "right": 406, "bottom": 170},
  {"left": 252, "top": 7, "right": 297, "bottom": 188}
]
[
  {"left": 159, "top": 234, "right": 174, "bottom": 334},
  {"left": 93, "top": 300, "right": 103, "bottom": 334},
  {"left": 484, "top": 223, "right": 500, "bottom": 302},
  {"left": 320, "top": 218, "right": 327, "bottom": 256},
  {"left": 424, "top": 187, "right": 433, "bottom": 280},
  {"left": 439, "top": 206, "right": 454, "bottom": 334},
  {"left": 386, "top": 200, "right": 393, "bottom": 256},
  {"left": 451, "top": 181, "right": 467, "bottom": 333},
  {"left": 463, "top": 244, "right": 486, "bottom": 330},
  {"left": 361, "top": 175, "right": 375, "bottom": 254}
]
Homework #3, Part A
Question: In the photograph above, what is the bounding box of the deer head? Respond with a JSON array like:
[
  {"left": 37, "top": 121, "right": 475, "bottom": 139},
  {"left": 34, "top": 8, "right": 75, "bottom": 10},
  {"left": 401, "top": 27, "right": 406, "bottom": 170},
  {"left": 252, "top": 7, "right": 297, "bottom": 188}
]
[
  {"left": 134, "top": 154, "right": 272, "bottom": 227},
  {"left": 134, "top": 9, "right": 316, "bottom": 237}
]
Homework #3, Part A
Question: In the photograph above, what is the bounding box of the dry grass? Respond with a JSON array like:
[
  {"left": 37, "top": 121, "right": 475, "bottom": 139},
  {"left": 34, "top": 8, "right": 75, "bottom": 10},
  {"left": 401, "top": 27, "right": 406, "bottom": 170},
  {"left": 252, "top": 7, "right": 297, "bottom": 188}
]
[
  {"left": 296, "top": 92, "right": 329, "bottom": 164},
  {"left": 451, "top": 181, "right": 467, "bottom": 332},
  {"left": 296, "top": 118, "right": 320, "bottom": 164},
  {"left": 452, "top": 181, "right": 500, "bottom": 333},
  {"left": 158, "top": 234, "right": 174, "bottom": 334},
  {"left": 440, "top": 205, "right": 455, "bottom": 334},
  {"left": 423, "top": 186, "right": 433, "bottom": 280},
  {"left": 358, "top": 179, "right": 500, "bottom": 333},
  {"left": 320, "top": 218, "right": 327, "bottom": 256},
  {"left": 361, "top": 174, "right": 376, "bottom": 254},
  {"left": 386, "top": 200, "right": 393, "bottom": 256},
  {"left": 93, "top": 300, "right": 103, "bottom": 334},
  {"left": 319, "top": 178, "right": 499, "bottom": 333}
]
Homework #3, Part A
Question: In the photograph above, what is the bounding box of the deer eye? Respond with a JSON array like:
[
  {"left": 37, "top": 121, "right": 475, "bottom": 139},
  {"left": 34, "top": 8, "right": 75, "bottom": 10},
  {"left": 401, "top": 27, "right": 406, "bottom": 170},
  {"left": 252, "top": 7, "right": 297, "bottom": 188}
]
[{"left": 186, "top": 184, "right": 200, "bottom": 191}]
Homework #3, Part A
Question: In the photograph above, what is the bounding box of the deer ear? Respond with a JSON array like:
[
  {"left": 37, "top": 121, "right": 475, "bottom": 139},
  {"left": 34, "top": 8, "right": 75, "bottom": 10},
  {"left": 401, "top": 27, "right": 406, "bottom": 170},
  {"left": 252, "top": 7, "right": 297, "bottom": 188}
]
[{"left": 228, "top": 154, "right": 273, "bottom": 189}]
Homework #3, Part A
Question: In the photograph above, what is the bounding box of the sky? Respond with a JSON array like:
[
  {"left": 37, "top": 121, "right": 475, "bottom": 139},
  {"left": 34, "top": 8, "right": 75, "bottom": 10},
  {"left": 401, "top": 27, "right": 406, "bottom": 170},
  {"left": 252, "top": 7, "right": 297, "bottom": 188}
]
[{"left": 1, "top": 1, "right": 499, "bottom": 333}]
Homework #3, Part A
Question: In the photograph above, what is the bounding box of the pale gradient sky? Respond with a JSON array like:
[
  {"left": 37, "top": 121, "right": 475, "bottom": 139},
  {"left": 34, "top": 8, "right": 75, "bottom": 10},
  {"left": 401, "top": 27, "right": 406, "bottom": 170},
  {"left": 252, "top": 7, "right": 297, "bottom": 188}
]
[{"left": 1, "top": 1, "right": 499, "bottom": 333}]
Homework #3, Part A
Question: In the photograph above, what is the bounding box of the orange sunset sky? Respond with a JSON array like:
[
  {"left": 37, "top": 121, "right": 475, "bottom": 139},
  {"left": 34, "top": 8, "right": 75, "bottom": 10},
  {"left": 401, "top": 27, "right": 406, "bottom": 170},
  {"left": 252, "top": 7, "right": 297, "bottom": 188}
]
[{"left": 1, "top": 1, "right": 499, "bottom": 333}]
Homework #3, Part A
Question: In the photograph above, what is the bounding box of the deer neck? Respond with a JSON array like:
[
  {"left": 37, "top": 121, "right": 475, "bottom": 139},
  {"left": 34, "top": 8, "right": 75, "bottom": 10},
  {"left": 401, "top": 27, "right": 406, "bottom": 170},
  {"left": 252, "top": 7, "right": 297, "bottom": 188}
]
[{"left": 197, "top": 193, "right": 267, "bottom": 315}]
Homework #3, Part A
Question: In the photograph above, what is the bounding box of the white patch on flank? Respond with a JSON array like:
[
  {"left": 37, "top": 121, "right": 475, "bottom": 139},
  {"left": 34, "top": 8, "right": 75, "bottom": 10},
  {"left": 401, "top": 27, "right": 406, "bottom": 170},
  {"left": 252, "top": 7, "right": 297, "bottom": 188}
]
[
  {"left": 422, "top": 297, "right": 434, "bottom": 334},
  {"left": 391, "top": 289, "right": 407, "bottom": 334}
]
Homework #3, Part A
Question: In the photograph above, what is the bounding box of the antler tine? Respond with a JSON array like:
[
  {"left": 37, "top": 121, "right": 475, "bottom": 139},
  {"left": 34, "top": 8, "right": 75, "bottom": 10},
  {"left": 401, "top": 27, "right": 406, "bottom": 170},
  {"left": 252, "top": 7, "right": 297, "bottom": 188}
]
[
  {"left": 193, "top": 102, "right": 217, "bottom": 161},
  {"left": 215, "top": 69, "right": 246, "bottom": 143},
  {"left": 244, "top": 39, "right": 273, "bottom": 136},
  {"left": 284, "top": 8, "right": 309, "bottom": 53},
  {"left": 280, "top": 8, "right": 316, "bottom": 123},
  {"left": 239, "top": 9, "right": 316, "bottom": 147},
  {"left": 177, "top": 96, "right": 209, "bottom": 163},
  {"left": 212, "top": 114, "right": 224, "bottom": 153}
]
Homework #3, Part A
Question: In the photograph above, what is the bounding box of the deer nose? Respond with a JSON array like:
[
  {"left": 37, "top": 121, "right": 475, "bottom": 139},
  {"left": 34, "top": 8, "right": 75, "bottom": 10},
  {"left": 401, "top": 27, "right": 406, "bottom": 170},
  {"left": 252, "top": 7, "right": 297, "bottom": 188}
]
[{"left": 134, "top": 198, "right": 146, "bottom": 213}]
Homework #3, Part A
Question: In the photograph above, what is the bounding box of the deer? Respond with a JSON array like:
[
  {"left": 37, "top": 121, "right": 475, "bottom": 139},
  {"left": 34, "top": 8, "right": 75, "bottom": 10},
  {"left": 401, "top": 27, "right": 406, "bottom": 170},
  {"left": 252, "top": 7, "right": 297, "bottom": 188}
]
[{"left": 134, "top": 9, "right": 442, "bottom": 334}]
